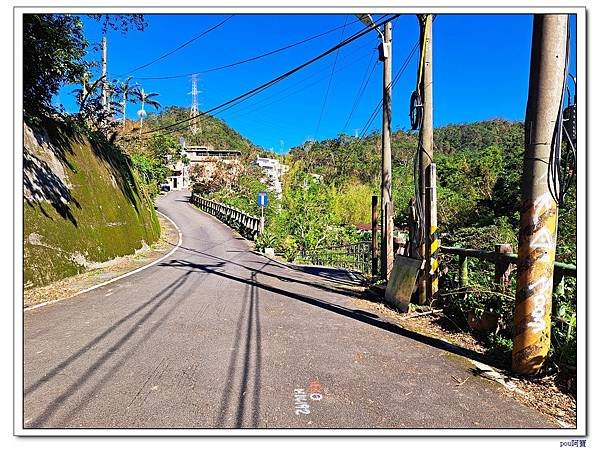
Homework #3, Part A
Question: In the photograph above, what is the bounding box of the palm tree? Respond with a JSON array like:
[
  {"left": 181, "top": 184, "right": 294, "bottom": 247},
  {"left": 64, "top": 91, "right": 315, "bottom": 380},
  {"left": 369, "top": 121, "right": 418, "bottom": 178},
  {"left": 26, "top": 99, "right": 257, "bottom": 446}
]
[
  {"left": 74, "top": 72, "right": 105, "bottom": 114},
  {"left": 133, "top": 88, "right": 161, "bottom": 137},
  {"left": 118, "top": 77, "right": 141, "bottom": 131}
]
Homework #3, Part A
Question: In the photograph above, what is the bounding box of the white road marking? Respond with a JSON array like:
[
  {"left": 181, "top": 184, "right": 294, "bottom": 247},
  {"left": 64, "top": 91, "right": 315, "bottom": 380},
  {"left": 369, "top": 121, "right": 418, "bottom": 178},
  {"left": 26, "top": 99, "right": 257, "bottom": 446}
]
[{"left": 24, "top": 211, "right": 183, "bottom": 312}]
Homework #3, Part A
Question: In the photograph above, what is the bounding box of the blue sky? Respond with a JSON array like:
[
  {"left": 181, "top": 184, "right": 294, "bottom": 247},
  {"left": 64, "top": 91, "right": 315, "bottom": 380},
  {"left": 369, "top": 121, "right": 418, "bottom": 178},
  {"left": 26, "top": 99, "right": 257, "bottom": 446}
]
[{"left": 57, "top": 13, "right": 577, "bottom": 153}]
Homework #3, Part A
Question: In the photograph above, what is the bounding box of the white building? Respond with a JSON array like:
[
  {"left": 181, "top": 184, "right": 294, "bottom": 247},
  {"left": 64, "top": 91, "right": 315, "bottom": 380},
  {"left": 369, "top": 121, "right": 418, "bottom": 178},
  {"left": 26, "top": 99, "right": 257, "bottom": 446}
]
[
  {"left": 167, "top": 145, "right": 242, "bottom": 191},
  {"left": 253, "top": 156, "right": 289, "bottom": 197}
]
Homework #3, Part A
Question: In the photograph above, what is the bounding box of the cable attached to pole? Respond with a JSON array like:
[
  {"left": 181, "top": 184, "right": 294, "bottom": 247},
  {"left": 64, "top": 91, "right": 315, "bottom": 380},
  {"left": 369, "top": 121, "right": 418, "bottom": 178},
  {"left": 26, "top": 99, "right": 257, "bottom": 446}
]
[{"left": 547, "top": 18, "right": 576, "bottom": 207}]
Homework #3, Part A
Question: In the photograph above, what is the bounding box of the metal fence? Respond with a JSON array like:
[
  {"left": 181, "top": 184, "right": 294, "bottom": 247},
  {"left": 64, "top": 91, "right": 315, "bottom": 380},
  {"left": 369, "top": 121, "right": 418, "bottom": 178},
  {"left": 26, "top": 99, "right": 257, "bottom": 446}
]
[
  {"left": 190, "top": 193, "right": 263, "bottom": 240},
  {"left": 297, "top": 241, "right": 374, "bottom": 275}
]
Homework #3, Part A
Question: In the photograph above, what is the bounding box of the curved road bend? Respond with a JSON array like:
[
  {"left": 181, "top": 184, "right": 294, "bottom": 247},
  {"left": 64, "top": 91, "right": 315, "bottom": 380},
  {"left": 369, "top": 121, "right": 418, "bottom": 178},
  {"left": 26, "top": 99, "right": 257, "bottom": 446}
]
[{"left": 24, "top": 191, "right": 555, "bottom": 429}]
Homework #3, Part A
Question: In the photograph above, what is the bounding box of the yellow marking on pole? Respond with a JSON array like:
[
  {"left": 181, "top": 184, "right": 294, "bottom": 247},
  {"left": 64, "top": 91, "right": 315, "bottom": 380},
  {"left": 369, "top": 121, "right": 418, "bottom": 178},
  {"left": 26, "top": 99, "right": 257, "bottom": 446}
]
[{"left": 430, "top": 238, "right": 440, "bottom": 254}]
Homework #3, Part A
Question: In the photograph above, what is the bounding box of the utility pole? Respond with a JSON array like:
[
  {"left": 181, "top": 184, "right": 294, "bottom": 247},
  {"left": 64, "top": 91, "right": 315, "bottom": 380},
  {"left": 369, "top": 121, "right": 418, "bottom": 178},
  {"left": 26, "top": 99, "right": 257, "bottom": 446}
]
[
  {"left": 417, "top": 14, "right": 436, "bottom": 304},
  {"left": 380, "top": 19, "right": 394, "bottom": 280},
  {"left": 355, "top": 14, "right": 393, "bottom": 279},
  {"left": 190, "top": 74, "right": 201, "bottom": 134},
  {"left": 512, "top": 14, "right": 568, "bottom": 375},
  {"left": 101, "top": 36, "right": 108, "bottom": 113},
  {"left": 139, "top": 88, "right": 146, "bottom": 139}
]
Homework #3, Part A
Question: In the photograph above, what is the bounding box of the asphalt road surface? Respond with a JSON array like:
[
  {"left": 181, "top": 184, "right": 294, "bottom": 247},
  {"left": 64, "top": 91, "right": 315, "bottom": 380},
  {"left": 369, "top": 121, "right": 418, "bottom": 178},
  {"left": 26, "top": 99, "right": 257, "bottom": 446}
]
[{"left": 23, "top": 191, "right": 555, "bottom": 429}]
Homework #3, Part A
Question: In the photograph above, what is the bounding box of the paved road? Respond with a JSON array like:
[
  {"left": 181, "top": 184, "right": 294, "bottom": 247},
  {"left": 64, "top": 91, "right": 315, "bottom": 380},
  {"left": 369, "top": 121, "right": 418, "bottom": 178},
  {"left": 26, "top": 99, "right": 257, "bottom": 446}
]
[{"left": 23, "top": 191, "right": 555, "bottom": 429}]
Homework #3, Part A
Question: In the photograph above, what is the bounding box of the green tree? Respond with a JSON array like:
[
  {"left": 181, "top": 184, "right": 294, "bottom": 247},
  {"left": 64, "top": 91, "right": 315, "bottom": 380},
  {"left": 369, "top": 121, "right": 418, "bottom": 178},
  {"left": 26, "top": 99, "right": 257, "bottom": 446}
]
[
  {"left": 278, "top": 167, "right": 337, "bottom": 251},
  {"left": 23, "top": 14, "right": 89, "bottom": 118}
]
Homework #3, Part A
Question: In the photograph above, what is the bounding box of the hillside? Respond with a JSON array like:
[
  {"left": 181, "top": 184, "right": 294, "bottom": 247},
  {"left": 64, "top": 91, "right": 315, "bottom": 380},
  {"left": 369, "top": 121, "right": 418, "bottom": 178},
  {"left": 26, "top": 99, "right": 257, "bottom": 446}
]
[
  {"left": 24, "top": 117, "right": 160, "bottom": 288},
  {"left": 142, "top": 106, "right": 271, "bottom": 161},
  {"left": 284, "top": 119, "right": 575, "bottom": 262}
]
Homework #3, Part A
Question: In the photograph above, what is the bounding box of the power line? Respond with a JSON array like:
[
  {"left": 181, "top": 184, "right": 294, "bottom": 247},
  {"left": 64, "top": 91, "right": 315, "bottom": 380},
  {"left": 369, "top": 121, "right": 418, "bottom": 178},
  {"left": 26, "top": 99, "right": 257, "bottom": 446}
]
[
  {"left": 135, "top": 17, "right": 364, "bottom": 81},
  {"left": 314, "top": 15, "right": 349, "bottom": 139},
  {"left": 359, "top": 39, "right": 420, "bottom": 138},
  {"left": 358, "top": 15, "right": 438, "bottom": 139},
  {"left": 116, "top": 15, "right": 234, "bottom": 77},
  {"left": 149, "top": 43, "right": 376, "bottom": 140},
  {"left": 141, "top": 14, "right": 400, "bottom": 136},
  {"left": 215, "top": 42, "right": 377, "bottom": 123},
  {"left": 342, "top": 50, "right": 377, "bottom": 132}
]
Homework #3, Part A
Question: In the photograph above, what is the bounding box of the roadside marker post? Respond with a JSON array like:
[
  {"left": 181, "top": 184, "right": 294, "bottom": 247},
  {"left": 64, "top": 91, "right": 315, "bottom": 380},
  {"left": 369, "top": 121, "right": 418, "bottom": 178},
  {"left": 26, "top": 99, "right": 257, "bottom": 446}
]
[{"left": 257, "top": 191, "right": 268, "bottom": 233}]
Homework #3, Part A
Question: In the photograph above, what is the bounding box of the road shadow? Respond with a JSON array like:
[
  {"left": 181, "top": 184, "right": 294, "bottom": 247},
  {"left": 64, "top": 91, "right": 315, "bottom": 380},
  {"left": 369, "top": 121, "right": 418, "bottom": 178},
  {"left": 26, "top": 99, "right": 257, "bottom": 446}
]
[
  {"left": 25, "top": 269, "right": 202, "bottom": 428},
  {"left": 164, "top": 242, "right": 367, "bottom": 301},
  {"left": 287, "top": 264, "right": 367, "bottom": 286},
  {"left": 161, "top": 259, "right": 506, "bottom": 371},
  {"left": 215, "top": 271, "right": 262, "bottom": 428}
]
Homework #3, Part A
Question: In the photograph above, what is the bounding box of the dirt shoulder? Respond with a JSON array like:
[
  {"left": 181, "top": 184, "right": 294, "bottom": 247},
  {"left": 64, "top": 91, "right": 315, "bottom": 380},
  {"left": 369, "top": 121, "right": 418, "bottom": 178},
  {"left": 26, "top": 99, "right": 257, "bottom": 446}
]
[{"left": 24, "top": 213, "right": 179, "bottom": 309}]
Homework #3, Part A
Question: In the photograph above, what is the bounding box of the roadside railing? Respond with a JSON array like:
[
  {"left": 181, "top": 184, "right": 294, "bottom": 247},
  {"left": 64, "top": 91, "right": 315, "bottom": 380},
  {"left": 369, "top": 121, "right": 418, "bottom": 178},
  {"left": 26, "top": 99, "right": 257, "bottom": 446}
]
[
  {"left": 296, "top": 241, "right": 373, "bottom": 275},
  {"left": 440, "top": 245, "right": 576, "bottom": 294},
  {"left": 190, "top": 193, "right": 263, "bottom": 240}
]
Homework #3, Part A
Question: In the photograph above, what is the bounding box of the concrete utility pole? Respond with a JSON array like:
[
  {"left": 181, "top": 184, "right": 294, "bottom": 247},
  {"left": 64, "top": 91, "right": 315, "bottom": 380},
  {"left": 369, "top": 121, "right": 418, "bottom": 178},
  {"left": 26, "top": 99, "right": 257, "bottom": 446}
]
[
  {"left": 102, "top": 36, "right": 108, "bottom": 112},
  {"left": 418, "top": 14, "right": 436, "bottom": 304},
  {"left": 512, "top": 14, "right": 568, "bottom": 375},
  {"left": 381, "top": 20, "right": 394, "bottom": 279}
]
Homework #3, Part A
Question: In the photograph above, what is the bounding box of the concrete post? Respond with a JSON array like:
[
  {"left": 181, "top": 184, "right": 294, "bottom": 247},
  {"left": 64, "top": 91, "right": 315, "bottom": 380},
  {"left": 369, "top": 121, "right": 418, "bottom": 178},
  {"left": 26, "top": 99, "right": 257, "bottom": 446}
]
[
  {"left": 380, "top": 20, "right": 394, "bottom": 280},
  {"left": 418, "top": 14, "right": 434, "bottom": 304},
  {"left": 371, "top": 195, "right": 379, "bottom": 277},
  {"left": 512, "top": 14, "right": 568, "bottom": 375},
  {"left": 102, "top": 36, "right": 108, "bottom": 112},
  {"left": 494, "top": 244, "right": 513, "bottom": 292},
  {"left": 459, "top": 255, "right": 469, "bottom": 289}
]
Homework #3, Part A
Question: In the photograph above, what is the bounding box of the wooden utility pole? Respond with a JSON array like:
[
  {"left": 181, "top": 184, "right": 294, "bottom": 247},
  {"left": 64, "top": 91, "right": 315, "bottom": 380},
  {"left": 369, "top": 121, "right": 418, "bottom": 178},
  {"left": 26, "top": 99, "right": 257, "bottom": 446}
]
[
  {"left": 101, "top": 36, "right": 108, "bottom": 112},
  {"left": 512, "top": 14, "right": 568, "bottom": 375},
  {"left": 381, "top": 20, "right": 394, "bottom": 280},
  {"left": 418, "top": 14, "right": 436, "bottom": 304}
]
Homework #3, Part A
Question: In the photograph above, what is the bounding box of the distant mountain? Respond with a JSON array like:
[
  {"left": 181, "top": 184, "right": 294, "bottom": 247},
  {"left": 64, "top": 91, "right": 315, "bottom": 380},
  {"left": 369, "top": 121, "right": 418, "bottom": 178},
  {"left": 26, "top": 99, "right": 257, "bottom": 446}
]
[{"left": 142, "top": 106, "right": 277, "bottom": 162}]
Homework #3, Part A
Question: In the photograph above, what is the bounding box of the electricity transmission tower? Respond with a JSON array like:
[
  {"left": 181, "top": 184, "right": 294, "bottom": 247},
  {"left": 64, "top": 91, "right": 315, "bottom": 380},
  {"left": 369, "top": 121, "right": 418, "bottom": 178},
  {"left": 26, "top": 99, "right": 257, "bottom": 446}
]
[{"left": 190, "top": 74, "right": 201, "bottom": 134}]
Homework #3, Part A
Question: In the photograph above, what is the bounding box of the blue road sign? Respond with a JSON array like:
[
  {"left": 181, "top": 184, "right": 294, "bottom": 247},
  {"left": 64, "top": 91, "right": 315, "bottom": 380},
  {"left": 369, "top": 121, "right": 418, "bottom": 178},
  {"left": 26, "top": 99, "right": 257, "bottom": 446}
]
[{"left": 257, "top": 191, "right": 268, "bottom": 207}]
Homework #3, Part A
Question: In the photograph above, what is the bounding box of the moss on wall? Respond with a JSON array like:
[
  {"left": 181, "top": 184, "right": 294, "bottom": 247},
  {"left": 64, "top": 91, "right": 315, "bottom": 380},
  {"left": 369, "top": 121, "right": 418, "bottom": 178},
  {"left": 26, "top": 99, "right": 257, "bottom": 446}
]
[{"left": 24, "top": 120, "right": 160, "bottom": 288}]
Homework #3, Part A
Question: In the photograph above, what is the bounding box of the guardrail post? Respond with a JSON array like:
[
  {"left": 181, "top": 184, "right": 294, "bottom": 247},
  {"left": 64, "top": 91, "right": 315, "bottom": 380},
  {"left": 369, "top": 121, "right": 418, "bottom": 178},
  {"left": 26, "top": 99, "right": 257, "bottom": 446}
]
[
  {"left": 494, "top": 244, "right": 513, "bottom": 292},
  {"left": 371, "top": 195, "right": 379, "bottom": 277},
  {"left": 553, "top": 271, "right": 565, "bottom": 297},
  {"left": 459, "top": 254, "right": 468, "bottom": 288}
]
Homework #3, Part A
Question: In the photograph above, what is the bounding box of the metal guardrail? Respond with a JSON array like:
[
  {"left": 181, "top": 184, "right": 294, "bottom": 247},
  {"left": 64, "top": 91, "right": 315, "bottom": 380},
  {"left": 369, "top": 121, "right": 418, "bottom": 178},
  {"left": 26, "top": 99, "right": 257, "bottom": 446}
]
[
  {"left": 190, "top": 193, "right": 263, "bottom": 240},
  {"left": 297, "top": 241, "right": 373, "bottom": 275}
]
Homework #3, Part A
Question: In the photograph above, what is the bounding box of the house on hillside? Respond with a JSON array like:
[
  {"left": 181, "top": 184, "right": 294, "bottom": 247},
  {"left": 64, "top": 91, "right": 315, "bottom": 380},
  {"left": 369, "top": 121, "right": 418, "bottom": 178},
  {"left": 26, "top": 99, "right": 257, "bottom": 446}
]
[
  {"left": 253, "top": 156, "right": 289, "bottom": 197},
  {"left": 166, "top": 145, "right": 242, "bottom": 191}
]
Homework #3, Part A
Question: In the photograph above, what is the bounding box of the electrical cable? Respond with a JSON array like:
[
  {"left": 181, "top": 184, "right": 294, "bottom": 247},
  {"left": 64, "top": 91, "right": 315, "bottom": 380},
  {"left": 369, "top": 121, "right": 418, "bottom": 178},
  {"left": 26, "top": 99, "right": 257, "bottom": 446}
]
[
  {"left": 222, "top": 41, "right": 377, "bottom": 122},
  {"left": 314, "top": 15, "right": 349, "bottom": 139},
  {"left": 141, "top": 14, "right": 400, "bottom": 137},
  {"left": 116, "top": 15, "right": 234, "bottom": 77},
  {"left": 358, "top": 38, "right": 420, "bottom": 138},
  {"left": 154, "top": 42, "right": 377, "bottom": 138},
  {"left": 409, "top": 15, "right": 431, "bottom": 131},
  {"left": 412, "top": 15, "right": 436, "bottom": 247},
  {"left": 342, "top": 50, "right": 378, "bottom": 132},
  {"left": 135, "top": 17, "right": 365, "bottom": 81},
  {"left": 547, "top": 18, "right": 576, "bottom": 207}
]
